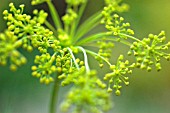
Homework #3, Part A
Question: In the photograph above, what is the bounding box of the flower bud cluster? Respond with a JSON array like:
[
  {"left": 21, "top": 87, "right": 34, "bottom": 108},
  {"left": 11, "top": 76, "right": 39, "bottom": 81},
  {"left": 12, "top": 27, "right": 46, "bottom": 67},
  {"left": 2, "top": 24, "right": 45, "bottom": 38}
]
[
  {"left": 31, "top": 53, "right": 56, "bottom": 84},
  {"left": 0, "top": 30, "right": 27, "bottom": 71},
  {"left": 3, "top": 3, "right": 49, "bottom": 52},
  {"left": 33, "top": 9, "right": 48, "bottom": 24},
  {"left": 66, "top": 0, "right": 87, "bottom": 6},
  {"left": 95, "top": 40, "right": 114, "bottom": 67},
  {"left": 9, "top": 50, "right": 27, "bottom": 71},
  {"left": 128, "top": 31, "right": 170, "bottom": 71},
  {"left": 55, "top": 49, "right": 75, "bottom": 76},
  {"left": 57, "top": 29, "right": 71, "bottom": 47},
  {"left": 62, "top": 9, "right": 78, "bottom": 26},
  {"left": 3, "top": 3, "right": 48, "bottom": 36},
  {"left": 61, "top": 69, "right": 112, "bottom": 113},
  {"left": 31, "top": 47, "right": 78, "bottom": 84},
  {"left": 57, "top": 51, "right": 85, "bottom": 86},
  {"left": 102, "top": 0, "right": 129, "bottom": 26},
  {"left": 101, "top": 13, "right": 134, "bottom": 37},
  {"left": 59, "top": 67, "right": 85, "bottom": 86},
  {"left": 31, "top": 27, "right": 54, "bottom": 53},
  {"left": 104, "top": 0, "right": 129, "bottom": 13},
  {"left": 104, "top": 55, "right": 135, "bottom": 96}
]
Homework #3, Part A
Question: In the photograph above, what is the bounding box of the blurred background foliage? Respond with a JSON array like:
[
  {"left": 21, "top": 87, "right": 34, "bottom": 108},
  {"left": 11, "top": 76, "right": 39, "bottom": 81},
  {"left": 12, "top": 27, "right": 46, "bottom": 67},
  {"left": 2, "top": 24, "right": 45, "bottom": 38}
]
[{"left": 0, "top": 0, "right": 170, "bottom": 113}]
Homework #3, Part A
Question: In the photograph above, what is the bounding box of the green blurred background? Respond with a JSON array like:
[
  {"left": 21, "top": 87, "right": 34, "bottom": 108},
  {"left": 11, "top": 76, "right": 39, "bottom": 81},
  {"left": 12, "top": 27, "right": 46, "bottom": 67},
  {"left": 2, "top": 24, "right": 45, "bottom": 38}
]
[{"left": 0, "top": 0, "right": 170, "bottom": 113}]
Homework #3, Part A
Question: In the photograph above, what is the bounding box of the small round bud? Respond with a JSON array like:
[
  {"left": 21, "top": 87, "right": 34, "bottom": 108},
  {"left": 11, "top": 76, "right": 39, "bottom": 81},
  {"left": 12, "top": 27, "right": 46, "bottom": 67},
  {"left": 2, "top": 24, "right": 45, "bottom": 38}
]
[
  {"left": 27, "top": 46, "right": 33, "bottom": 52},
  {"left": 99, "top": 64, "right": 104, "bottom": 68},
  {"left": 45, "top": 79, "right": 50, "bottom": 85},
  {"left": 119, "top": 55, "right": 124, "bottom": 60},
  {"left": 115, "top": 90, "right": 121, "bottom": 96},
  {"left": 125, "top": 82, "right": 129, "bottom": 86},
  {"left": 19, "top": 4, "right": 25, "bottom": 8},
  {"left": 9, "top": 3, "right": 14, "bottom": 7},
  {"left": 51, "top": 65, "right": 56, "bottom": 72},
  {"left": 3, "top": 10, "right": 8, "bottom": 15},
  {"left": 40, "top": 77, "right": 45, "bottom": 83},
  {"left": 147, "top": 66, "right": 152, "bottom": 72},
  {"left": 10, "top": 64, "right": 17, "bottom": 71},
  {"left": 107, "top": 87, "right": 113, "bottom": 93},
  {"left": 113, "top": 14, "right": 119, "bottom": 18},
  {"left": 31, "top": 66, "right": 37, "bottom": 71}
]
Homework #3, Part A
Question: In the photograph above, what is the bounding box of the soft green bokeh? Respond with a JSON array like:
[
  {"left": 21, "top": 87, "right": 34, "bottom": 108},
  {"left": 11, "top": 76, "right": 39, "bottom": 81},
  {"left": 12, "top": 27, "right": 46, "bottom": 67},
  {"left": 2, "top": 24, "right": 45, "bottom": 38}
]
[{"left": 0, "top": 0, "right": 170, "bottom": 113}]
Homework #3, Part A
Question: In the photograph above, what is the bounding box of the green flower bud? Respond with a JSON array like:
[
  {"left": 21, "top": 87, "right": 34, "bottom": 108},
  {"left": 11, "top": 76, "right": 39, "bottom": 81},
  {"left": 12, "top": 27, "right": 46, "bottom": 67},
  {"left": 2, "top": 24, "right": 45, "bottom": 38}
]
[
  {"left": 107, "top": 87, "right": 113, "bottom": 93},
  {"left": 115, "top": 90, "right": 121, "bottom": 96},
  {"left": 147, "top": 66, "right": 152, "bottom": 72},
  {"left": 3, "top": 10, "right": 8, "bottom": 15},
  {"left": 10, "top": 64, "right": 17, "bottom": 71}
]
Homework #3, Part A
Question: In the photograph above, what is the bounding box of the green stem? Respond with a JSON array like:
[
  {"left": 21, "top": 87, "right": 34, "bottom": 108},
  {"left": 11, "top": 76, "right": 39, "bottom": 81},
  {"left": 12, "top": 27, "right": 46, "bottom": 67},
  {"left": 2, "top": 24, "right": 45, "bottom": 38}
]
[
  {"left": 49, "top": 74, "right": 60, "bottom": 113},
  {"left": 75, "top": 32, "right": 131, "bottom": 46},
  {"left": 44, "top": 20, "right": 58, "bottom": 36},
  {"left": 70, "top": 2, "right": 87, "bottom": 38},
  {"left": 73, "top": 11, "right": 102, "bottom": 43},
  {"left": 67, "top": 47, "right": 80, "bottom": 69},
  {"left": 85, "top": 49, "right": 112, "bottom": 66},
  {"left": 119, "top": 33, "right": 141, "bottom": 42},
  {"left": 64, "top": 24, "right": 69, "bottom": 34},
  {"left": 46, "top": 1, "right": 62, "bottom": 29},
  {"left": 105, "top": 37, "right": 132, "bottom": 46},
  {"left": 77, "top": 46, "right": 90, "bottom": 72},
  {"left": 14, "top": 36, "right": 27, "bottom": 48},
  {"left": 75, "top": 32, "right": 108, "bottom": 45}
]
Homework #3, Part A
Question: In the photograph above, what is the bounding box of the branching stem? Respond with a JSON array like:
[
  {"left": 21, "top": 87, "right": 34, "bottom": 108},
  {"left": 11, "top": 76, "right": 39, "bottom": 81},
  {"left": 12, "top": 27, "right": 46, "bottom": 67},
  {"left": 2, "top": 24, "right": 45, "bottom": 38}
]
[
  {"left": 67, "top": 47, "right": 80, "bottom": 69},
  {"left": 85, "top": 49, "right": 112, "bottom": 66},
  {"left": 77, "top": 46, "right": 90, "bottom": 73},
  {"left": 119, "top": 33, "right": 141, "bottom": 42}
]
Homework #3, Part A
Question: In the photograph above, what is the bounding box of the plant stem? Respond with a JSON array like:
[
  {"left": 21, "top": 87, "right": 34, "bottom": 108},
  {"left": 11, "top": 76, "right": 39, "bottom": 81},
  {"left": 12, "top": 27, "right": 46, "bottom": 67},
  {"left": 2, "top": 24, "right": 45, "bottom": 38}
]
[
  {"left": 77, "top": 46, "right": 90, "bottom": 73},
  {"left": 75, "top": 32, "right": 131, "bottom": 46},
  {"left": 46, "top": 1, "right": 62, "bottom": 29},
  {"left": 119, "top": 33, "right": 141, "bottom": 42},
  {"left": 45, "top": 20, "right": 56, "bottom": 34},
  {"left": 67, "top": 47, "right": 80, "bottom": 69},
  {"left": 73, "top": 11, "right": 102, "bottom": 43},
  {"left": 105, "top": 37, "right": 132, "bottom": 46},
  {"left": 85, "top": 49, "right": 112, "bottom": 66},
  {"left": 75, "top": 32, "right": 108, "bottom": 45},
  {"left": 70, "top": 2, "right": 87, "bottom": 38},
  {"left": 49, "top": 74, "right": 60, "bottom": 113}
]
